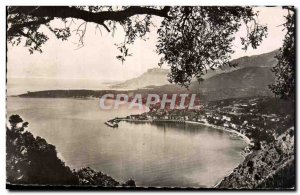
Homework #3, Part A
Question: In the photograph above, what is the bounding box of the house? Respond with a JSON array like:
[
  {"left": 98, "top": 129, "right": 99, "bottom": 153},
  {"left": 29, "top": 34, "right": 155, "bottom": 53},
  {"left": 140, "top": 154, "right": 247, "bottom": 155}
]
[
  {"left": 231, "top": 124, "right": 237, "bottom": 129},
  {"left": 222, "top": 115, "right": 231, "bottom": 121},
  {"left": 224, "top": 122, "right": 229, "bottom": 127}
]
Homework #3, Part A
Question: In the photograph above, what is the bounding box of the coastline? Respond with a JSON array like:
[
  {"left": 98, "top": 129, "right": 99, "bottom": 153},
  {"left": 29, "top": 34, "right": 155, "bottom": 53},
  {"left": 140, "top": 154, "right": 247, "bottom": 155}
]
[
  {"left": 184, "top": 121, "right": 252, "bottom": 188},
  {"left": 119, "top": 118, "right": 251, "bottom": 145},
  {"left": 185, "top": 121, "right": 251, "bottom": 145},
  {"left": 117, "top": 118, "right": 252, "bottom": 188}
]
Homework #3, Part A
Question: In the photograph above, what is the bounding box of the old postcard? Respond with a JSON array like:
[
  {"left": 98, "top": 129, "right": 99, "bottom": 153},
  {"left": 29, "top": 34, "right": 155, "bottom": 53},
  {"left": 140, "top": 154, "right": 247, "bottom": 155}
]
[{"left": 6, "top": 6, "right": 295, "bottom": 190}]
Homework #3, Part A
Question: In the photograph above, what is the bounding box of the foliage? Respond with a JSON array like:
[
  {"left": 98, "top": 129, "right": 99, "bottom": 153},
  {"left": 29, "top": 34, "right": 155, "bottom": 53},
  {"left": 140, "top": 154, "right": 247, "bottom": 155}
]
[
  {"left": 6, "top": 115, "right": 78, "bottom": 185},
  {"left": 7, "top": 114, "right": 133, "bottom": 186},
  {"left": 7, "top": 6, "right": 267, "bottom": 87},
  {"left": 157, "top": 6, "right": 267, "bottom": 87},
  {"left": 8, "top": 114, "right": 23, "bottom": 128},
  {"left": 217, "top": 127, "right": 295, "bottom": 189},
  {"left": 75, "top": 167, "right": 120, "bottom": 186},
  {"left": 269, "top": 7, "right": 295, "bottom": 100}
]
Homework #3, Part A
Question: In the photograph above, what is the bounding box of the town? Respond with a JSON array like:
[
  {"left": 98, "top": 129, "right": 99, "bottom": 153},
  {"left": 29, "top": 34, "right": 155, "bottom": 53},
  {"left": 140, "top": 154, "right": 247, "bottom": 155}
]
[{"left": 112, "top": 96, "right": 294, "bottom": 151}]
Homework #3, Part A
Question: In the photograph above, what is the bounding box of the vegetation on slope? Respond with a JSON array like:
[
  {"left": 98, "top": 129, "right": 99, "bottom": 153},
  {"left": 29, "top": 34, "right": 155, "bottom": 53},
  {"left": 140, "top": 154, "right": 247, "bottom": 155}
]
[
  {"left": 6, "top": 114, "right": 135, "bottom": 187},
  {"left": 217, "top": 127, "right": 294, "bottom": 189}
]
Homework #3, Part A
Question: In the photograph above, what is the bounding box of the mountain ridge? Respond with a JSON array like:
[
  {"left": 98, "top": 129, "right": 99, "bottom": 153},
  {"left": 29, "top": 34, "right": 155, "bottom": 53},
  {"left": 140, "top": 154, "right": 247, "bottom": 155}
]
[
  {"left": 110, "top": 68, "right": 170, "bottom": 90},
  {"left": 18, "top": 49, "right": 279, "bottom": 101},
  {"left": 110, "top": 49, "right": 279, "bottom": 90}
]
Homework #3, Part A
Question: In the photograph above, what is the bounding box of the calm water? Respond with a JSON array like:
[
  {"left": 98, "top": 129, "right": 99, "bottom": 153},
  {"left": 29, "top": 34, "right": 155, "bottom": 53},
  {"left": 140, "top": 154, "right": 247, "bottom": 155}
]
[
  {"left": 7, "top": 97, "right": 246, "bottom": 187},
  {"left": 7, "top": 77, "right": 119, "bottom": 96}
]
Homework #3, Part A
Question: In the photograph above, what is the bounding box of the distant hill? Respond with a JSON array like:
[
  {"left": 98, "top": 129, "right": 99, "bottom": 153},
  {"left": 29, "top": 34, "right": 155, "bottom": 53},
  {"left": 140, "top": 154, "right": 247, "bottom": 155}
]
[
  {"left": 231, "top": 49, "right": 278, "bottom": 69},
  {"left": 110, "top": 49, "right": 278, "bottom": 91},
  {"left": 189, "top": 67, "right": 276, "bottom": 101},
  {"left": 18, "top": 66, "right": 275, "bottom": 101},
  {"left": 199, "top": 49, "right": 279, "bottom": 79},
  {"left": 110, "top": 68, "right": 170, "bottom": 90},
  {"left": 151, "top": 50, "right": 279, "bottom": 101},
  {"left": 188, "top": 50, "right": 279, "bottom": 100},
  {"left": 147, "top": 66, "right": 276, "bottom": 101},
  {"left": 191, "top": 66, "right": 276, "bottom": 91},
  {"left": 18, "top": 50, "right": 279, "bottom": 101}
]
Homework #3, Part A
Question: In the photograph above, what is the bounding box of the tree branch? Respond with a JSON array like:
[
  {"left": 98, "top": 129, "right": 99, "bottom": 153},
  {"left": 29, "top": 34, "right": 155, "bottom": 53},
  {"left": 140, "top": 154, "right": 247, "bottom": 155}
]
[
  {"left": 101, "top": 22, "right": 110, "bottom": 32},
  {"left": 9, "top": 6, "right": 171, "bottom": 25},
  {"left": 17, "top": 29, "right": 39, "bottom": 46},
  {"left": 7, "top": 17, "right": 53, "bottom": 37}
]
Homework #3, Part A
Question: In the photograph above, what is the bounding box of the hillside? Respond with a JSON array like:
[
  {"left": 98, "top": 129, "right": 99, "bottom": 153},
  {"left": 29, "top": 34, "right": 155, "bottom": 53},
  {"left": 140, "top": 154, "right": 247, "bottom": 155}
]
[
  {"left": 17, "top": 67, "right": 275, "bottom": 101},
  {"left": 110, "top": 68, "right": 170, "bottom": 90},
  {"left": 188, "top": 67, "right": 276, "bottom": 100},
  {"left": 6, "top": 114, "right": 135, "bottom": 187},
  {"left": 198, "top": 49, "right": 279, "bottom": 80},
  {"left": 231, "top": 49, "right": 278, "bottom": 69},
  {"left": 110, "top": 49, "right": 278, "bottom": 91},
  {"left": 217, "top": 127, "right": 295, "bottom": 189},
  {"left": 147, "top": 66, "right": 276, "bottom": 101},
  {"left": 193, "top": 67, "right": 275, "bottom": 90},
  {"left": 18, "top": 50, "right": 279, "bottom": 101}
]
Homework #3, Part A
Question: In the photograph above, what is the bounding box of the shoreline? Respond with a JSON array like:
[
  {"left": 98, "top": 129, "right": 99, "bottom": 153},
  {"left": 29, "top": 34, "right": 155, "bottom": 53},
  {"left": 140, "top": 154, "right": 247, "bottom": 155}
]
[
  {"left": 117, "top": 118, "right": 252, "bottom": 188},
  {"left": 119, "top": 118, "right": 251, "bottom": 145},
  {"left": 185, "top": 121, "right": 251, "bottom": 145}
]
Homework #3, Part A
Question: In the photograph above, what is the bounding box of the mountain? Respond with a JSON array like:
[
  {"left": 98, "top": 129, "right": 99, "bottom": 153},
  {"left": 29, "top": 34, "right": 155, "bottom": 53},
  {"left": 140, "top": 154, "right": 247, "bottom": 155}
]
[
  {"left": 231, "top": 49, "right": 278, "bottom": 69},
  {"left": 199, "top": 49, "right": 279, "bottom": 79},
  {"left": 18, "top": 66, "right": 276, "bottom": 101},
  {"left": 110, "top": 49, "right": 278, "bottom": 91},
  {"left": 151, "top": 50, "right": 279, "bottom": 101},
  {"left": 18, "top": 50, "right": 279, "bottom": 101},
  {"left": 110, "top": 68, "right": 170, "bottom": 90},
  {"left": 186, "top": 50, "right": 279, "bottom": 100},
  {"left": 189, "top": 67, "right": 276, "bottom": 101},
  {"left": 197, "top": 67, "right": 275, "bottom": 90}
]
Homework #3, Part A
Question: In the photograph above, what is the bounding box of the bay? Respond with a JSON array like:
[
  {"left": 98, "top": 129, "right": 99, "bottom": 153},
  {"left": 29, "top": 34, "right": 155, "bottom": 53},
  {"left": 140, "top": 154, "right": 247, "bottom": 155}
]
[{"left": 7, "top": 97, "right": 246, "bottom": 187}]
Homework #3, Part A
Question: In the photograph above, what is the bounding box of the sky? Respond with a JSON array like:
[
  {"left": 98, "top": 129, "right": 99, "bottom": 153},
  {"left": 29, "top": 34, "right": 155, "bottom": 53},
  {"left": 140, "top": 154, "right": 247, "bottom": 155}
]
[{"left": 7, "top": 7, "right": 287, "bottom": 82}]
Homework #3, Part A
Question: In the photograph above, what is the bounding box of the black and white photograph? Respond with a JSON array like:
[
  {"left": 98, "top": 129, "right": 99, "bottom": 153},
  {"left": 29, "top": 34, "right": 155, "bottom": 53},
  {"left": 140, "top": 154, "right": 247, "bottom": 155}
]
[{"left": 4, "top": 2, "right": 296, "bottom": 191}]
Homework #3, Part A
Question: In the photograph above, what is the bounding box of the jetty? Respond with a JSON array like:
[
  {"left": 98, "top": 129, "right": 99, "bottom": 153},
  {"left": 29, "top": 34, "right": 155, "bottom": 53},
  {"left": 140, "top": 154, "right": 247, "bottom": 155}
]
[{"left": 105, "top": 120, "right": 119, "bottom": 128}]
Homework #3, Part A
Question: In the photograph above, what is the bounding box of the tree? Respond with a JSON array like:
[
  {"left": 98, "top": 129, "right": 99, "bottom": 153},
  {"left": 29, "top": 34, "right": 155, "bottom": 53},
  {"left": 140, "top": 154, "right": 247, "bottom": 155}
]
[
  {"left": 269, "top": 7, "right": 295, "bottom": 100},
  {"left": 6, "top": 115, "right": 79, "bottom": 185},
  {"left": 6, "top": 115, "right": 128, "bottom": 186},
  {"left": 8, "top": 114, "right": 23, "bottom": 128},
  {"left": 7, "top": 6, "right": 268, "bottom": 87}
]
